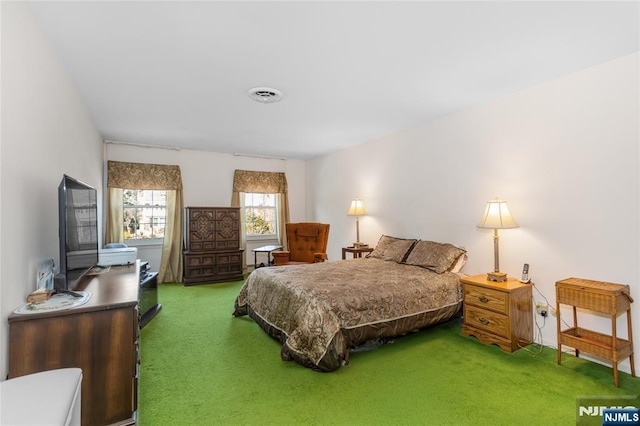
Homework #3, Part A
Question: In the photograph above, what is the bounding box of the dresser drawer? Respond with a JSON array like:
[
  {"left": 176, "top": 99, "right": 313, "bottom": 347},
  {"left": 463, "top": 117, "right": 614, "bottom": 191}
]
[
  {"left": 464, "top": 284, "right": 508, "bottom": 314},
  {"left": 187, "top": 254, "right": 215, "bottom": 266},
  {"left": 464, "top": 304, "right": 509, "bottom": 338},
  {"left": 216, "top": 252, "right": 242, "bottom": 265},
  {"left": 216, "top": 263, "right": 243, "bottom": 276}
]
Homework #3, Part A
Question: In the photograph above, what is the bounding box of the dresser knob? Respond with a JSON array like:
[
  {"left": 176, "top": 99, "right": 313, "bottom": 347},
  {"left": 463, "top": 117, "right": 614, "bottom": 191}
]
[
  {"left": 479, "top": 317, "right": 490, "bottom": 325},
  {"left": 479, "top": 296, "right": 489, "bottom": 303}
]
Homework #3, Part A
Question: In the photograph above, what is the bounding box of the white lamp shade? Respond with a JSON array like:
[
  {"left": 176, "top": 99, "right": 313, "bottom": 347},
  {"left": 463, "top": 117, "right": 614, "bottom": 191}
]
[
  {"left": 477, "top": 199, "right": 518, "bottom": 229},
  {"left": 347, "top": 198, "right": 366, "bottom": 216}
]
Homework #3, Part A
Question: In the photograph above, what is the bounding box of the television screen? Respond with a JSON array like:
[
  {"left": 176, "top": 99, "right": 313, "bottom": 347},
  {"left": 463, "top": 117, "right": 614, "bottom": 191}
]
[{"left": 58, "top": 175, "right": 99, "bottom": 291}]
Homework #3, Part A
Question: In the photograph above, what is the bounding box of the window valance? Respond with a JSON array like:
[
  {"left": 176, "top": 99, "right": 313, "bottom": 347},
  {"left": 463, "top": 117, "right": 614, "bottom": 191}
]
[
  {"left": 107, "top": 161, "right": 183, "bottom": 190},
  {"left": 232, "top": 170, "right": 287, "bottom": 194}
]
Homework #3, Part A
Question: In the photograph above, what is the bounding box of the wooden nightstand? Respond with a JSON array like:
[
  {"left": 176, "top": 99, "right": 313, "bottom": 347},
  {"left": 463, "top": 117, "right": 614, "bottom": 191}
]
[
  {"left": 342, "top": 246, "right": 373, "bottom": 259},
  {"left": 461, "top": 274, "right": 533, "bottom": 352}
]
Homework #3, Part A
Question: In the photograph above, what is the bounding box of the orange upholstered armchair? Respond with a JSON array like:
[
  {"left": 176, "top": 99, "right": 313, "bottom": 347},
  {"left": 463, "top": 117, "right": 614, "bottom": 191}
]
[{"left": 272, "top": 222, "right": 330, "bottom": 266}]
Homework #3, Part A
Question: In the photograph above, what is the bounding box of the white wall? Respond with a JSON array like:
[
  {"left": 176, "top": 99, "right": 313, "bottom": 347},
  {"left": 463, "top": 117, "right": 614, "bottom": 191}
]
[
  {"left": 1, "top": 3, "right": 104, "bottom": 379},
  {"left": 308, "top": 53, "right": 640, "bottom": 372},
  {"left": 106, "top": 144, "right": 307, "bottom": 267}
]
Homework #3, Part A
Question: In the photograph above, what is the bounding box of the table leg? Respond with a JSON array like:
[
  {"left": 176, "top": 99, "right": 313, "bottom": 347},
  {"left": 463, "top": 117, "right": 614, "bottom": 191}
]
[
  {"left": 612, "top": 313, "right": 619, "bottom": 387},
  {"left": 572, "top": 306, "right": 579, "bottom": 357},
  {"left": 628, "top": 310, "right": 636, "bottom": 377},
  {"left": 556, "top": 299, "right": 562, "bottom": 365}
]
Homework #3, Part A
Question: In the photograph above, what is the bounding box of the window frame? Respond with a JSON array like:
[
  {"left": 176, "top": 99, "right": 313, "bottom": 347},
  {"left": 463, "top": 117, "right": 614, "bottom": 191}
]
[
  {"left": 243, "top": 192, "right": 279, "bottom": 241},
  {"left": 122, "top": 189, "right": 167, "bottom": 243}
]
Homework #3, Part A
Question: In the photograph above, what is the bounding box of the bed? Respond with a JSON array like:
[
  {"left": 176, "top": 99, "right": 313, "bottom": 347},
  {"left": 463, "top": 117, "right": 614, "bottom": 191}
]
[{"left": 233, "top": 235, "right": 467, "bottom": 371}]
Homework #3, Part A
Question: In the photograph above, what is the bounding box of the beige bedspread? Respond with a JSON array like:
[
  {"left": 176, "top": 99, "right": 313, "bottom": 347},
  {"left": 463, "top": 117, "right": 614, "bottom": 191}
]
[{"left": 233, "top": 258, "right": 462, "bottom": 371}]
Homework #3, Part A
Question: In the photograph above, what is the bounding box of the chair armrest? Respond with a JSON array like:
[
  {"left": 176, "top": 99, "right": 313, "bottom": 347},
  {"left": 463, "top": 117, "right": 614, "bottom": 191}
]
[
  {"left": 313, "top": 253, "right": 328, "bottom": 263},
  {"left": 272, "top": 251, "right": 291, "bottom": 266}
]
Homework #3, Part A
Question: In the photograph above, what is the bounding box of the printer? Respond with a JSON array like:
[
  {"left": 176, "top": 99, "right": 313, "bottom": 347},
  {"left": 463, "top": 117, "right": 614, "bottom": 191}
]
[{"left": 98, "top": 244, "right": 137, "bottom": 266}]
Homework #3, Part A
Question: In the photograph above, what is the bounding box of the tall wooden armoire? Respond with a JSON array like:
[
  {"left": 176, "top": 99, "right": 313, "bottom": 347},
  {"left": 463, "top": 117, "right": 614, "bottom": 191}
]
[{"left": 183, "top": 207, "right": 244, "bottom": 285}]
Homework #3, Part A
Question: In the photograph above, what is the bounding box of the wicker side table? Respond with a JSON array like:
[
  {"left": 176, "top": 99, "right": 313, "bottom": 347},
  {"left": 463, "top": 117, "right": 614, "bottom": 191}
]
[{"left": 556, "top": 277, "right": 636, "bottom": 387}]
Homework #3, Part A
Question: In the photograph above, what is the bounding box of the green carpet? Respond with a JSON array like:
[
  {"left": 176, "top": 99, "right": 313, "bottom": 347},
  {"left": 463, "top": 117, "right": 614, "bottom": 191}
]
[{"left": 138, "top": 280, "right": 640, "bottom": 425}]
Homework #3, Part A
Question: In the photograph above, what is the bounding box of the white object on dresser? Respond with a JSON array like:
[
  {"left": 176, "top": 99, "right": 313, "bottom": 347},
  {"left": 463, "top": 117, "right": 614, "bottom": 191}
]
[{"left": 98, "top": 247, "right": 137, "bottom": 266}]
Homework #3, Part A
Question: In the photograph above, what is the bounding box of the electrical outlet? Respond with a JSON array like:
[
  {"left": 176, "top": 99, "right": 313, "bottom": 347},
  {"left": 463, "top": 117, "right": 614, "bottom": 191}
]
[{"left": 536, "top": 302, "right": 548, "bottom": 317}]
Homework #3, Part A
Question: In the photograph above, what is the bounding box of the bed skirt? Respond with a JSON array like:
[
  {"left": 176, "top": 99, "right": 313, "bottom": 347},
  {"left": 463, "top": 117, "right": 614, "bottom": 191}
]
[{"left": 241, "top": 301, "right": 462, "bottom": 372}]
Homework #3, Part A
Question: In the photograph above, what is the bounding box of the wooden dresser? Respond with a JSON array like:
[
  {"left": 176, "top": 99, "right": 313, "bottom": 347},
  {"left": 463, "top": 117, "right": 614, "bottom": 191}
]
[
  {"left": 183, "top": 207, "right": 244, "bottom": 285},
  {"left": 8, "top": 264, "right": 139, "bottom": 426},
  {"left": 461, "top": 274, "right": 533, "bottom": 352}
]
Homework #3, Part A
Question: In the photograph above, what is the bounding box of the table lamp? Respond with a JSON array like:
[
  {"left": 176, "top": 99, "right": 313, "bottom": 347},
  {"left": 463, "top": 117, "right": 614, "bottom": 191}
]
[
  {"left": 347, "top": 197, "right": 367, "bottom": 247},
  {"left": 477, "top": 199, "right": 518, "bottom": 282}
]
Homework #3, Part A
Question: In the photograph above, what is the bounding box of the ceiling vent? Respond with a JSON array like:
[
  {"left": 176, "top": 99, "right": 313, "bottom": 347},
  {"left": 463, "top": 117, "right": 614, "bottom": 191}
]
[{"left": 248, "top": 87, "right": 283, "bottom": 104}]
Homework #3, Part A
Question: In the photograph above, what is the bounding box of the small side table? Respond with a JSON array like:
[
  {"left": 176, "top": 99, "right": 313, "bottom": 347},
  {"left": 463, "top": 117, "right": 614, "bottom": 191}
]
[
  {"left": 556, "top": 277, "right": 635, "bottom": 387},
  {"left": 342, "top": 246, "right": 373, "bottom": 259},
  {"left": 252, "top": 245, "right": 283, "bottom": 268}
]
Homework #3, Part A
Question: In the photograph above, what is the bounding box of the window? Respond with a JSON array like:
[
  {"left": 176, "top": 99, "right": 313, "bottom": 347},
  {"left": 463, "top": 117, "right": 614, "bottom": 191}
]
[
  {"left": 123, "top": 189, "right": 166, "bottom": 240},
  {"left": 244, "top": 193, "right": 277, "bottom": 237}
]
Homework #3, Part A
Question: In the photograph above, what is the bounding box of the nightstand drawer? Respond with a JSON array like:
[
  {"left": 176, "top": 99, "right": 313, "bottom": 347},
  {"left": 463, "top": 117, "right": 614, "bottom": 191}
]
[
  {"left": 464, "top": 285, "right": 508, "bottom": 314},
  {"left": 464, "top": 305, "right": 508, "bottom": 337}
]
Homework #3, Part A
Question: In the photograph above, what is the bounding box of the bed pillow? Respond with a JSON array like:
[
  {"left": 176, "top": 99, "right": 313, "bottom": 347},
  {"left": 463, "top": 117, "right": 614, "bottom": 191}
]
[
  {"left": 450, "top": 252, "right": 468, "bottom": 273},
  {"left": 404, "top": 240, "right": 467, "bottom": 273},
  {"left": 368, "top": 235, "right": 417, "bottom": 263}
]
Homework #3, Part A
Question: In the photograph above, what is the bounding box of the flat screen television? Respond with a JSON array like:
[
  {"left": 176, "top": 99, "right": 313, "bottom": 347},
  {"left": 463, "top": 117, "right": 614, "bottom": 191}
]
[{"left": 57, "top": 174, "right": 99, "bottom": 291}]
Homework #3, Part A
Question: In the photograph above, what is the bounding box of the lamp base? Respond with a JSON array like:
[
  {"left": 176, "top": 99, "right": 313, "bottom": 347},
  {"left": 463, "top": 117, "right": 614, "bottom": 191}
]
[
  {"left": 353, "top": 242, "right": 368, "bottom": 248},
  {"left": 487, "top": 271, "right": 507, "bottom": 282}
]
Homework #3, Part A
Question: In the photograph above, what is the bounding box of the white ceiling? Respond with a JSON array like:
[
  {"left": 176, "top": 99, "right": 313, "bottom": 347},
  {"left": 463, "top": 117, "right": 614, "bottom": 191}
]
[{"left": 28, "top": 1, "right": 639, "bottom": 160}]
